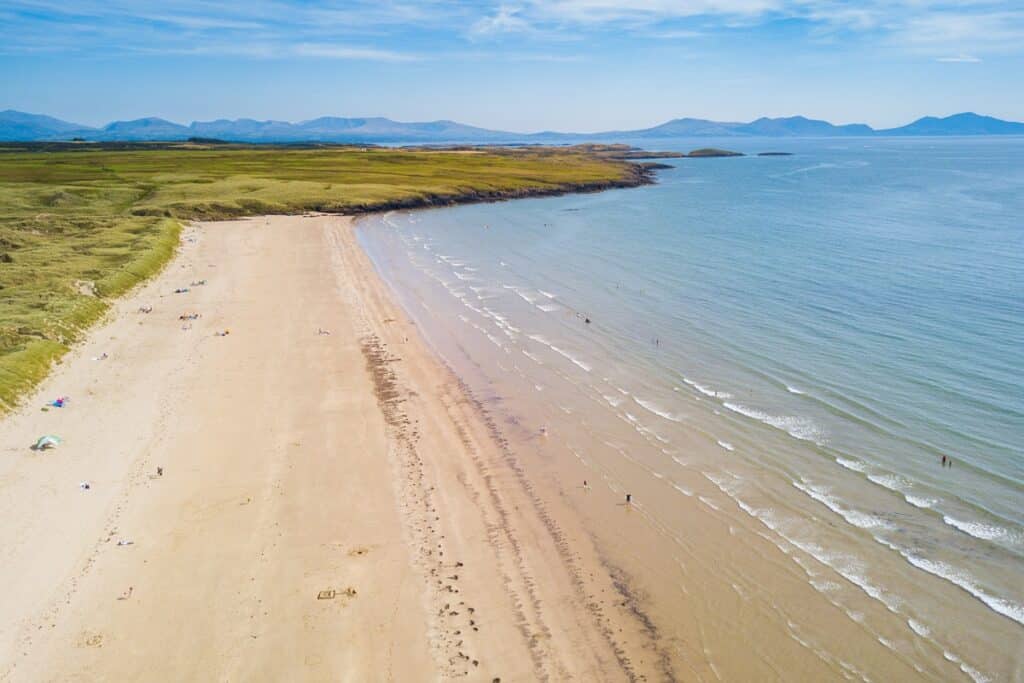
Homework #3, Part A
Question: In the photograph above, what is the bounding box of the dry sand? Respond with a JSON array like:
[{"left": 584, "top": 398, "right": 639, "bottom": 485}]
[{"left": 0, "top": 215, "right": 673, "bottom": 681}]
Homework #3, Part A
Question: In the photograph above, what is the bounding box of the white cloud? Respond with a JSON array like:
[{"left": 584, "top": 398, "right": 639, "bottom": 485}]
[
  {"left": 470, "top": 6, "right": 533, "bottom": 36},
  {"left": 293, "top": 43, "right": 423, "bottom": 61},
  {"left": 649, "top": 29, "right": 705, "bottom": 39},
  {"left": 526, "top": 0, "right": 779, "bottom": 23},
  {"left": 936, "top": 54, "right": 982, "bottom": 63}
]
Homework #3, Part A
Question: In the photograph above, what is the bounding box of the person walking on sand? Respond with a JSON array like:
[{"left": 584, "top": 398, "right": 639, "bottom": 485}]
[
  {"left": 626, "top": 493, "right": 632, "bottom": 504},
  {"left": 941, "top": 455, "right": 947, "bottom": 467}
]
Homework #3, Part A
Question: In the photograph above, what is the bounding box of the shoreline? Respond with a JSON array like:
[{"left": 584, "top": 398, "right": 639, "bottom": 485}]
[
  {"left": 339, "top": 161, "right": 657, "bottom": 216},
  {"left": 0, "top": 214, "right": 673, "bottom": 680},
  {"left": 353, "top": 202, "right": 1014, "bottom": 682}
]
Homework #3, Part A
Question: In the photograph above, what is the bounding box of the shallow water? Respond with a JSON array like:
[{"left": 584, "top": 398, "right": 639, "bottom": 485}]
[{"left": 358, "top": 136, "right": 1024, "bottom": 680}]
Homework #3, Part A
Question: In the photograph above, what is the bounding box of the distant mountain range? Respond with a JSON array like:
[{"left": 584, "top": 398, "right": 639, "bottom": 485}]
[{"left": 2, "top": 110, "right": 1023, "bottom": 143}]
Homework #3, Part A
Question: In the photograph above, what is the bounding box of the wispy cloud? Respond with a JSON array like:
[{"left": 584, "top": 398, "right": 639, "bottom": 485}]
[
  {"left": 293, "top": 43, "right": 422, "bottom": 61},
  {"left": 936, "top": 54, "right": 982, "bottom": 63},
  {"left": 525, "top": 0, "right": 780, "bottom": 24},
  {"left": 648, "top": 29, "right": 705, "bottom": 39},
  {"left": 517, "top": 1, "right": 1024, "bottom": 61},
  {"left": 2, "top": 0, "right": 1024, "bottom": 62},
  {"left": 896, "top": 9, "right": 1024, "bottom": 51},
  {"left": 470, "top": 5, "right": 533, "bottom": 37}
]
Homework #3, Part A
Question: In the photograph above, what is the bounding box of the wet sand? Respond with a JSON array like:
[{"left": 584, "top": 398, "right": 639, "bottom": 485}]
[{"left": 0, "top": 215, "right": 674, "bottom": 681}]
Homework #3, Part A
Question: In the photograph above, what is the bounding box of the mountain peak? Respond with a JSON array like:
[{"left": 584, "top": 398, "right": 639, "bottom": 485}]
[
  {"left": 881, "top": 112, "right": 1024, "bottom": 136},
  {"left": 2, "top": 109, "right": 1022, "bottom": 143}
]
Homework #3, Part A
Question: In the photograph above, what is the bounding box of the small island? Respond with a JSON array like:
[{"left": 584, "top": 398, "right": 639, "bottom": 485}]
[{"left": 686, "top": 148, "right": 745, "bottom": 157}]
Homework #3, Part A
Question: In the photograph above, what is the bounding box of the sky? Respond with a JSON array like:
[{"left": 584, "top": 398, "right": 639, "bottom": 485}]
[{"left": 1, "top": 0, "right": 1023, "bottom": 132}]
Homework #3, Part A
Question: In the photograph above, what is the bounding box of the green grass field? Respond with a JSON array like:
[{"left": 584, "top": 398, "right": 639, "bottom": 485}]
[{"left": 0, "top": 143, "right": 638, "bottom": 411}]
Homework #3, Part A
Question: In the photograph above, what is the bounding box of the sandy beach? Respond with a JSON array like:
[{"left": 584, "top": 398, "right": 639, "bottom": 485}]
[{"left": 0, "top": 215, "right": 674, "bottom": 681}]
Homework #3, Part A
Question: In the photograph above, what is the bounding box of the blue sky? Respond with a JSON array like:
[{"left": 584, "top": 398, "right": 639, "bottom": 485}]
[{"left": 2, "top": 1, "right": 1022, "bottom": 131}]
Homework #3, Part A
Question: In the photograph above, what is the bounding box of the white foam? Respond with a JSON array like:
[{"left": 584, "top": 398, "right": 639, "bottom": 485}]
[
  {"left": 943, "top": 515, "right": 1021, "bottom": 544},
  {"left": 527, "top": 333, "right": 550, "bottom": 346},
  {"left": 903, "top": 554, "right": 1024, "bottom": 626},
  {"left": 793, "top": 480, "right": 894, "bottom": 531},
  {"left": 836, "top": 457, "right": 866, "bottom": 472},
  {"left": 538, "top": 289, "right": 556, "bottom": 299},
  {"left": 724, "top": 402, "right": 823, "bottom": 443},
  {"left": 716, "top": 440, "right": 735, "bottom": 451},
  {"left": 522, "top": 350, "right": 543, "bottom": 364},
  {"left": 831, "top": 564, "right": 903, "bottom": 613},
  {"left": 907, "top": 618, "right": 930, "bottom": 638},
  {"left": 602, "top": 394, "right": 623, "bottom": 408},
  {"left": 682, "top": 377, "right": 732, "bottom": 399},
  {"left": 698, "top": 495, "right": 721, "bottom": 511},
  {"left": 549, "top": 343, "right": 591, "bottom": 372},
  {"left": 484, "top": 331, "right": 506, "bottom": 350},
  {"left": 786, "top": 384, "right": 806, "bottom": 395},
  {"left": 634, "top": 397, "right": 683, "bottom": 423},
  {"left": 536, "top": 303, "right": 560, "bottom": 312},
  {"left": 810, "top": 578, "right": 842, "bottom": 592},
  {"left": 904, "top": 494, "right": 937, "bottom": 509},
  {"left": 943, "top": 650, "right": 992, "bottom": 683},
  {"left": 867, "top": 473, "right": 910, "bottom": 493},
  {"left": 672, "top": 483, "right": 693, "bottom": 497},
  {"left": 481, "top": 306, "right": 507, "bottom": 323}
]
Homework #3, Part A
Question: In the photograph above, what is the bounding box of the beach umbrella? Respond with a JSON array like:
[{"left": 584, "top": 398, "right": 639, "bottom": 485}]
[{"left": 33, "top": 435, "right": 62, "bottom": 450}]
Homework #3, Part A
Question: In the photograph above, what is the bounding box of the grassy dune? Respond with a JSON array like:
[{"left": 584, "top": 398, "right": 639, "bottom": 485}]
[{"left": 0, "top": 143, "right": 640, "bottom": 410}]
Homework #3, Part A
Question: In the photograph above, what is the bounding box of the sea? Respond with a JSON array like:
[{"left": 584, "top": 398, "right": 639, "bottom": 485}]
[{"left": 357, "top": 136, "right": 1024, "bottom": 681}]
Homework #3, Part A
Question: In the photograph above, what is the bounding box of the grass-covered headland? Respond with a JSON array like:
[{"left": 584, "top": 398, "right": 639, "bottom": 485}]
[{"left": 0, "top": 142, "right": 649, "bottom": 410}]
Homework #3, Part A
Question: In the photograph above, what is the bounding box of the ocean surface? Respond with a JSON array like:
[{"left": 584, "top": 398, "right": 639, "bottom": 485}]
[{"left": 358, "top": 137, "right": 1024, "bottom": 680}]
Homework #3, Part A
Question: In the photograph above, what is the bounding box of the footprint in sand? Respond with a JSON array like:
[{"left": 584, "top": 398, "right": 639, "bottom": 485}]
[{"left": 80, "top": 633, "right": 104, "bottom": 648}]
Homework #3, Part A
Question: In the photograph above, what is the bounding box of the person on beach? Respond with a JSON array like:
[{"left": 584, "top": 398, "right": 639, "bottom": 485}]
[
  {"left": 942, "top": 455, "right": 947, "bottom": 467},
  {"left": 625, "top": 493, "right": 632, "bottom": 504}
]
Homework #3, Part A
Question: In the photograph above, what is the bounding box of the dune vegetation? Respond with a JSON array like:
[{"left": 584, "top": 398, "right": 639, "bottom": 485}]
[{"left": 0, "top": 142, "right": 642, "bottom": 411}]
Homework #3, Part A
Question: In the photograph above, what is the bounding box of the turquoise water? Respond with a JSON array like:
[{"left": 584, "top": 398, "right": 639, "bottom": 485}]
[{"left": 359, "top": 137, "right": 1023, "bottom": 679}]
